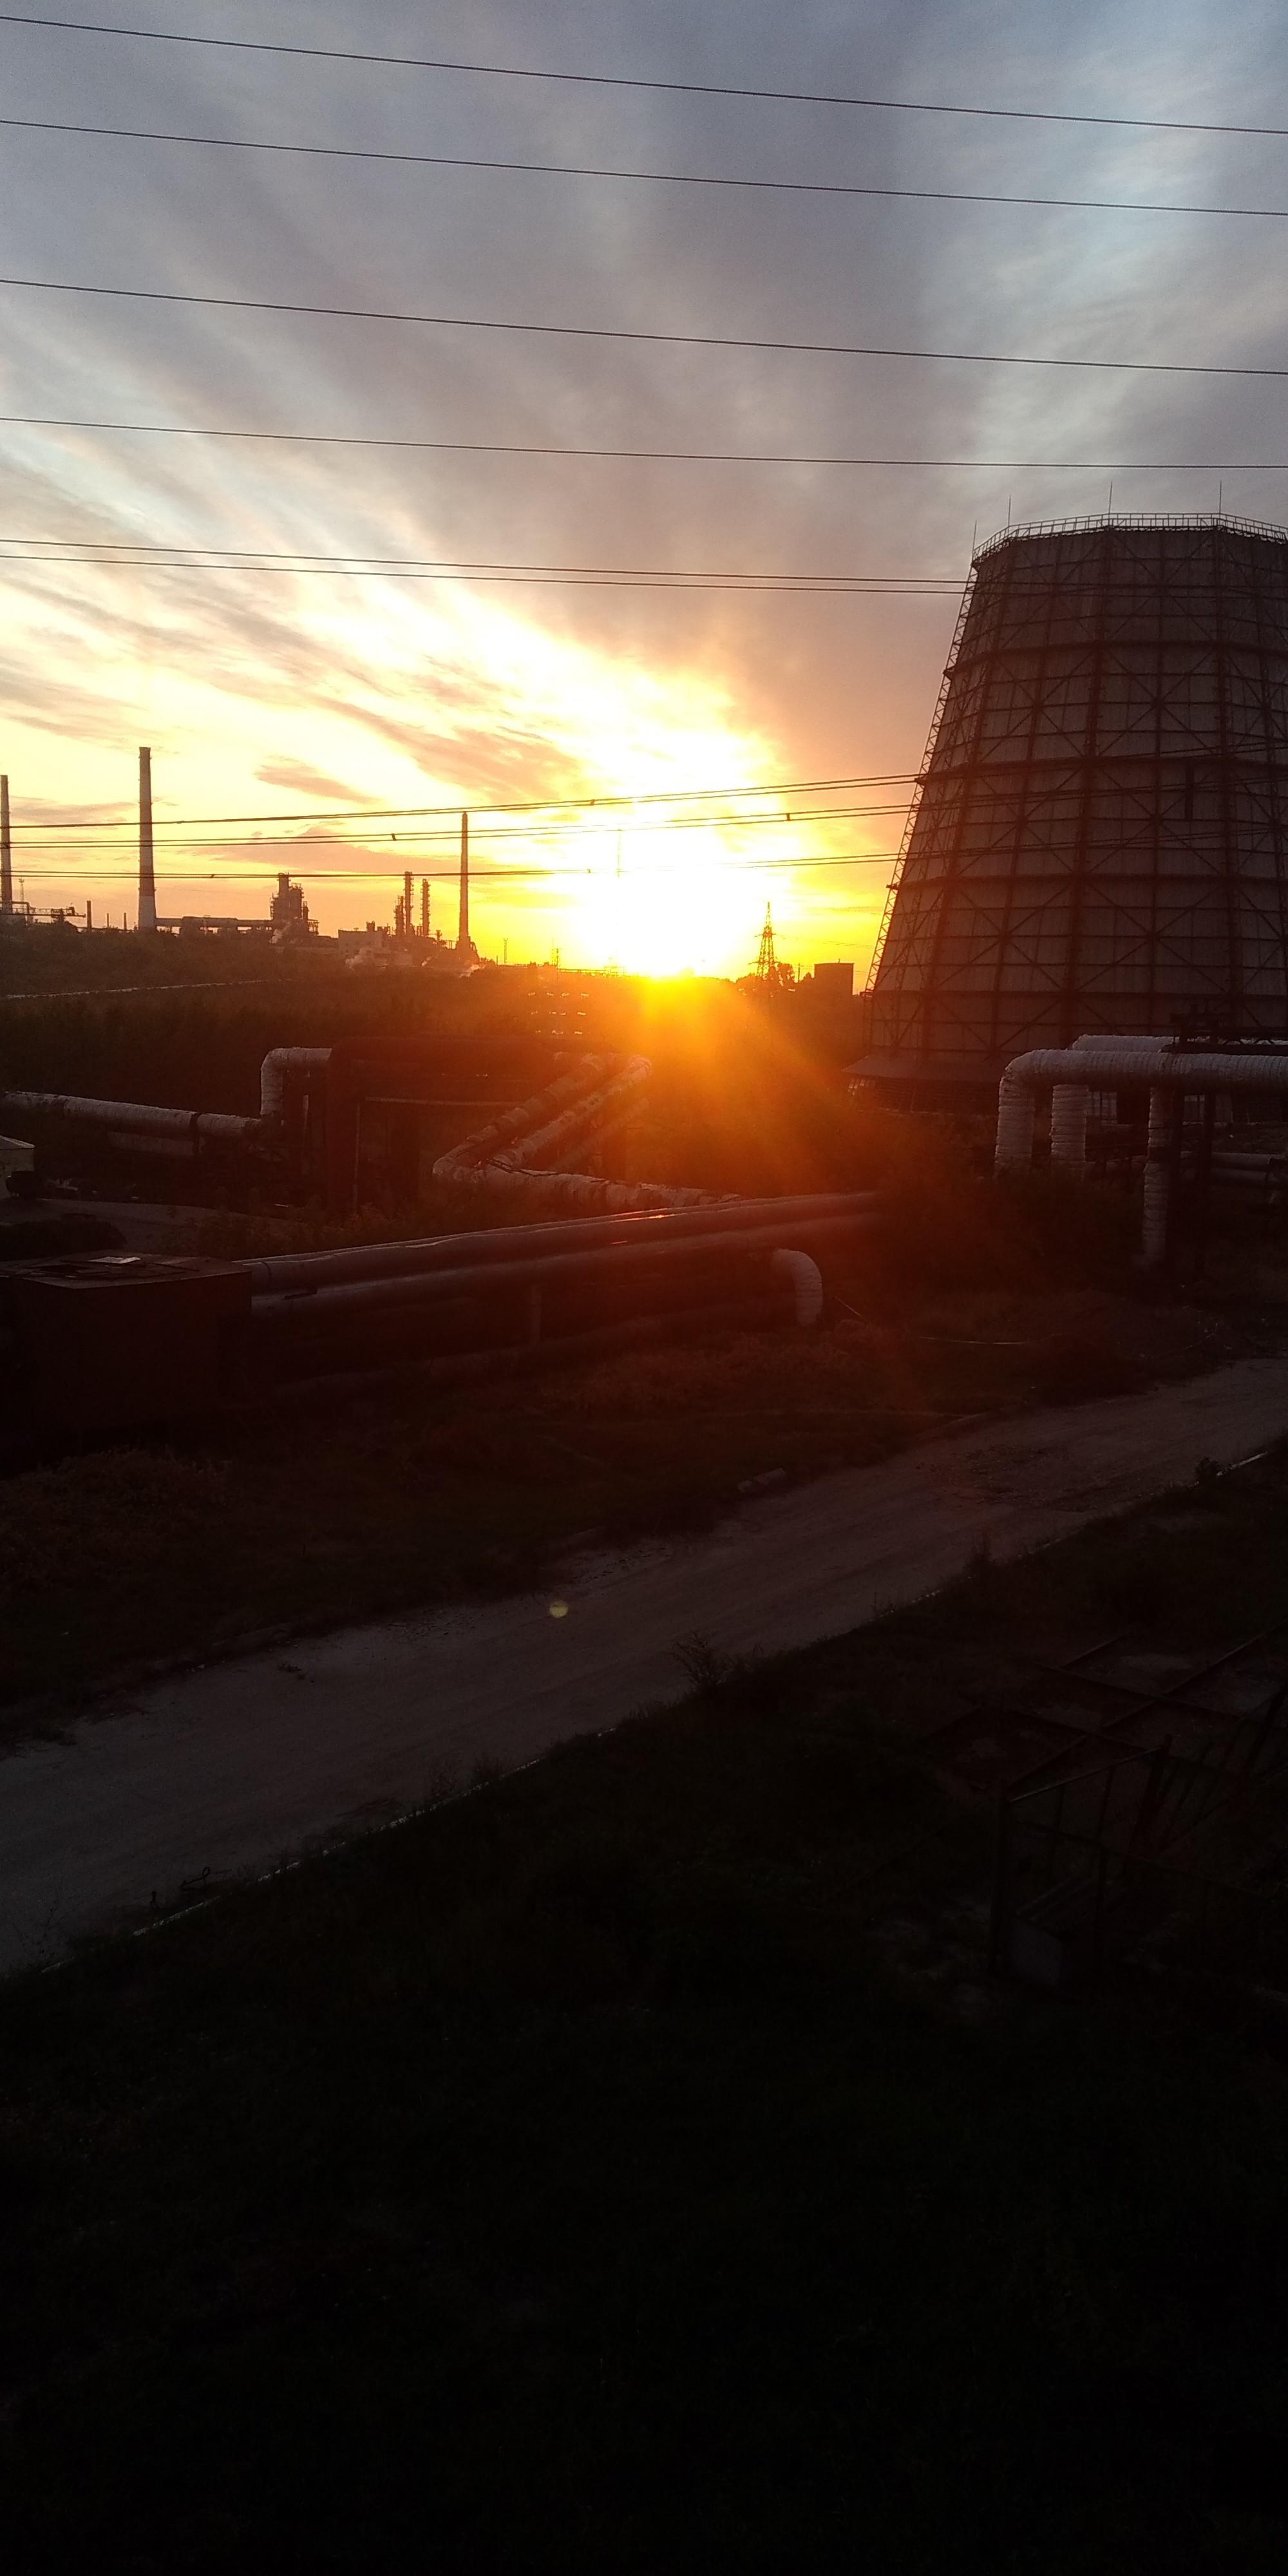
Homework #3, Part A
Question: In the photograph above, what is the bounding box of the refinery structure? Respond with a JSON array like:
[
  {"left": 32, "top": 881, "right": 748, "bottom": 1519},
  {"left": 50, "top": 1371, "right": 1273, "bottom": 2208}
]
[{"left": 860, "top": 517, "right": 1288, "bottom": 1097}]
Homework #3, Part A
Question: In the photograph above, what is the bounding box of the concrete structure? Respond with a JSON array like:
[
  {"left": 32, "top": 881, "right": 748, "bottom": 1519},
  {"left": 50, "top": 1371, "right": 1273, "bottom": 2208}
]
[
  {"left": 137, "top": 744, "right": 157, "bottom": 934},
  {"left": 858, "top": 518, "right": 1288, "bottom": 1099}
]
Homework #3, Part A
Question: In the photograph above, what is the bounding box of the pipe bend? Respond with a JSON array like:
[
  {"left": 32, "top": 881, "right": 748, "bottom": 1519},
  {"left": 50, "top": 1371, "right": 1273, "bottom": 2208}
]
[
  {"left": 259, "top": 1046, "right": 331, "bottom": 1121},
  {"left": 770, "top": 1247, "right": 824, "bottom": 1328}
]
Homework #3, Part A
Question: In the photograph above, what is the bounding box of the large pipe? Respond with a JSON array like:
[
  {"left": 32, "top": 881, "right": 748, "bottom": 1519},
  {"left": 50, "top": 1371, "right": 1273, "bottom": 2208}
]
[
  {"left": 258, "top": 1047, "right": 332, "bottom": 1121},
  {"left": 770, "top": 1247, "right": 824, "bottom": 1326},
  {"left": 2, "top": 1089, "right": 260, "bottom": 1144},
  {"left": 1049, "top": 1083, "right": 1088, "bottom": 1179},
  {"left": 995, "top": 1039, "right": 1288, "bottom": 1260},
  {"left": 249, "top": 1213, "right": 875, "bottom": 1332},
  {"left": 247, "top": 1192, "right": 877, "bottom": 1294},
  {"left": 431, "top": 1050, "right": 710, "bottom": 1213}
]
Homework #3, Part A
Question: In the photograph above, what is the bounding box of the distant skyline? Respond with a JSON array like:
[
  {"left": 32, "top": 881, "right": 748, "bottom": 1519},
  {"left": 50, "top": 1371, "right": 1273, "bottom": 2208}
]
[{"left": 2, "top": 1, "right": 1286, "bottom": 973}]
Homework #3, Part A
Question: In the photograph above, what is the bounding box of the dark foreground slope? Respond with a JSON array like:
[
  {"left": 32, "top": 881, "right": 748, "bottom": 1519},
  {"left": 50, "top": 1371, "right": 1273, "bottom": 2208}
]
[{"left": 5, "top": 1456, "right": 1288, "bottom": 2571}]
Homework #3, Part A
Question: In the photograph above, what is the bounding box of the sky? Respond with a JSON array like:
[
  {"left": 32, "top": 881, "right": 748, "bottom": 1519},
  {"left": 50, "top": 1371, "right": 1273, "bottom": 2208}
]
[{"left": 3, "top": 0, "right": 1288, "bottom": 974}]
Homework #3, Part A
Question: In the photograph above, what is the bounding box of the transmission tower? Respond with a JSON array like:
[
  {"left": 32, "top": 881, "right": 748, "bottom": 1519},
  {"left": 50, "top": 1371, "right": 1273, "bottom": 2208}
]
[{"left": 755, "top": 904, "right": 777, "bottom": 983}]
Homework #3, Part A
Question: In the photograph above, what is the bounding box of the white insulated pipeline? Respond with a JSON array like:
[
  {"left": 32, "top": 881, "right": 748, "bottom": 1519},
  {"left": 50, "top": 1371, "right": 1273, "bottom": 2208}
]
[
  {"left": 995, "top": 1041, "right": 1288, "bottom": 1261},
  {"left": 1, "top": 1090, "right": 260, "bottom": 1148},
  {"left": 258, "top": 1047, "right": 332, "bottom": 1121},
  {"left": 431, "top": 1051, "right": 712, "bottom": 1213}
]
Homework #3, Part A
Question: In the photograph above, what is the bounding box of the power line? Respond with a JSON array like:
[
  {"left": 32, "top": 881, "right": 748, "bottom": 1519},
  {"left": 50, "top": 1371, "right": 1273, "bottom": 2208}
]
[
  {"left": 7, "top": 770, "right": 918, "bottom": 829},
  {"left": 0, "top": 534, "right": 959, "bottom": 591},
  {"left": 3, "top": 113, "right": 1286, "bottom": 223},
  {"left": 8, "top": 849, "right": 905, "bottom": 885},
  {"left": 3, "top": 272, "right": 1283, "bottom": 381},
  {"left": 12, "top": 803, "right": 915, "bottom": 850},
  {"left": 1, "top": 412, "right": 1285, "bottom": 473},
  {"left": 2, "top": 15, "right": 1285, "bottom": 143},
  {"left": 0, "top": 553, "right": 958, "bottom": 594}
]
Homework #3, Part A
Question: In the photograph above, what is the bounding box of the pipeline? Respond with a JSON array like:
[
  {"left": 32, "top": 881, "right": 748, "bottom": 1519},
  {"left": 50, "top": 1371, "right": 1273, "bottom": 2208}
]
[
  {"left": 994, "top": 1039, "right": 1288, "bottom": 1260},
  {"left": 249, "top": 1214, "right": 871, "bottom": 1336},
  {"left": 5, "top": 1046, "right": 701, "bottom": 1215},
  {"left": 431, "top": 1051, "right": 710, "bottom": 1213},
  {"left": 259, "top": 1046, "right": 332, "bottom": 1121},
  {"left": 245, "top": 1202, "right": 876, "bottom": 1391},
  {"left": 1, "top": 1088, "right": 260, "bottom": 1150},
  {"left": 247, "top": 1191, "right": 876, "bottom": 1295}
]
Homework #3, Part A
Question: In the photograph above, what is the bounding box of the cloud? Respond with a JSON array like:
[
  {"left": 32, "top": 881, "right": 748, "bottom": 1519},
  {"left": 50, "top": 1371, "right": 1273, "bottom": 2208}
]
[{"left": 2, "top": 0, "right": 1286, "bottom": 963}]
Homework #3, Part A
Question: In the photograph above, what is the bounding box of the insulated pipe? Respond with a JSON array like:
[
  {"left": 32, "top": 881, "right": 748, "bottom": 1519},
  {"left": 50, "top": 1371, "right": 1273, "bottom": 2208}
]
[
  {"left": 249, "top": 1213, "right": 876, "bottom": 1332},
  {"left": 770, "top": 1247, "right": 824, "bottom": 1326},
  {"left": 994, "top": 1074, "right": 1036, "bottom": 1173},
  {"left": 1, "top": 1089, "right": 260, "bottom": 1144},
  {"left": 259, "top": 1047, "right": 332, "bottom": 1121},
  {"left": 1142, "top": 1086, "right": 1173, "bottom": 1265},
  {"left": 1049, "top": 1083, "right": 1088, "bottom": 1180},
  {"left": 431, "top": 1052, "right": 708, "bottom": 1213},
  {"left": 246, "top": 1193, "right": 877, "bottom": 1295},
  {"left": 489, "top": 1057, "right": 652, "bottom": 1171},
  {"left": 995, "top": 1044, "right": 1288, "bottom": 1182}
]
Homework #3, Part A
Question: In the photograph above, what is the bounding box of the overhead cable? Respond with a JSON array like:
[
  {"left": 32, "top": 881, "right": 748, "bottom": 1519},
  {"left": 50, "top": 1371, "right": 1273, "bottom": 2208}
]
[
  {"left": 1, "top": 16, "right": 1284, "bottom": 142},
  {"left": 7, "top": 850, "right": 905, "bottom": 886},
  {"left": 1, "top": 272, "right": 1282, "bottom": 380},
  {"left": 1, "top": 412, "right": 1285, "bottom": 473},
  {"left": 8, "top": 770, "right": 917, "bottom": 829},
  {"left": 2, "top": 114, "right": 1285, "bottom": 223},
  {"left": 0, "top": 533, "right": 958, "bottom": 589}
]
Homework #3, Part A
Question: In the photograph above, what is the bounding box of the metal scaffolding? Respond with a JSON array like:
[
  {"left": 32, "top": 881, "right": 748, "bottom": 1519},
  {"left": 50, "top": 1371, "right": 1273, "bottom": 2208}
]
[{"left": 866, "top": 516, "right": 1288, "bottom": 1083}]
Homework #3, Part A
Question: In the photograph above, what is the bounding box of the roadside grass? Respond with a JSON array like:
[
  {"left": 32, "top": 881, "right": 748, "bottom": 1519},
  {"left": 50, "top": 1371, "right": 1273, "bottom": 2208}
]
[
  {"left": 0, "top": 1291, "right": 1040, "bottom": 1720},
  {"left": 0, "top": 1151, "right": 1256, "bottom": 1721},
  {"left": 5, "top": 1459, "right": 1288, "bottom": 2568}
]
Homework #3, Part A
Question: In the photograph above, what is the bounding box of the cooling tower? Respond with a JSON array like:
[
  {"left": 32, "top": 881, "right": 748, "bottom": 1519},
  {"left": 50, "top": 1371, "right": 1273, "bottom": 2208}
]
[{"left": 862, "top": 517, "right": 1288, "bottom": 1094}]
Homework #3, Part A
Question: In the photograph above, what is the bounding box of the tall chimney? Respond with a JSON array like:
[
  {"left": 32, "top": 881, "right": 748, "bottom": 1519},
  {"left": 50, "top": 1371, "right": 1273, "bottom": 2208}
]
[
  {"left": 420, "top": 876, "right": 430, "bottom": 940},
  {"left": 137, "top": 744, "right": 157, "bottom": 932},
  {"left": 403, "top": 867, "right": 413, "bottom": 941},
  {"left": 457, "top": 810, "right": 469, "bottom": 953},
  {"left": 0, "top": 773, "right": 12, "bottom": 914}
]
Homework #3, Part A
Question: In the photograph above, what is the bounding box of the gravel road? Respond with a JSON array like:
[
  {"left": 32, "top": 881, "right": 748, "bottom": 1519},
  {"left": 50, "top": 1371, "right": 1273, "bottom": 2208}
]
[{"left": 5, "top": 1352, "right": 1288, "bottom": 1974}]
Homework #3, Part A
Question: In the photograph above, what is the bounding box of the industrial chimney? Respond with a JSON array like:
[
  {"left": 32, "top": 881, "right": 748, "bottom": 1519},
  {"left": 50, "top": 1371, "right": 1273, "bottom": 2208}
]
[
  {"left": 457, "top": 810, "right": 475, "bottom": 959},
  {"left": 0, "top": 773, "right": 12, "bottom": 915},
  {"left": 137, "top": 744, "right": 157, "bottom": 933}
]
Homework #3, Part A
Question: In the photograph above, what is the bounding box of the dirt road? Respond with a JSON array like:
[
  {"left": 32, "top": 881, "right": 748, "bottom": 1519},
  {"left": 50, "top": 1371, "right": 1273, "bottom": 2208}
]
[{"left": 5, "top": 1353, "right": 1288, "bottom": 1975}]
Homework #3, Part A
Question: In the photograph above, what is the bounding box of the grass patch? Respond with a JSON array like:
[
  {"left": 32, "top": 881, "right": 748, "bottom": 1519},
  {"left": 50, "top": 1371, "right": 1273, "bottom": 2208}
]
[
  {"left": 4, "top": 1461, "right": 1288, "bottom": 2565},
  {"left": 0, "top": 1264, "right": 1268, "bottom": 1718}
]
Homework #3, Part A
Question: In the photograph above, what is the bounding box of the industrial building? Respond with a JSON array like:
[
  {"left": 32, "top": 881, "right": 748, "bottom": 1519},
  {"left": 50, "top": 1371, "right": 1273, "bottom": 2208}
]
[{"left": 857, "top": 517, "right": 1288, "bottom": 1101}]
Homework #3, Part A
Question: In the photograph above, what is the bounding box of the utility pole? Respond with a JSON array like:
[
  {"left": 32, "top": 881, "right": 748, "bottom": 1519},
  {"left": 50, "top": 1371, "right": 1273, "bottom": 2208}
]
[
  {"left": 0, "top": 773, "right": 12, "bottom": 914},
  {"left": 137, "top": 745, "right": 157, "bottom": 932}
]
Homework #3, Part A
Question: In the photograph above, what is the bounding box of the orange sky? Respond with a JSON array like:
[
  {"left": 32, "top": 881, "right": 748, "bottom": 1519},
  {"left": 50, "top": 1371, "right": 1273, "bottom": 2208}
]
[{"left": 1, "top": 2, "right": 1282, "bottom": 973}]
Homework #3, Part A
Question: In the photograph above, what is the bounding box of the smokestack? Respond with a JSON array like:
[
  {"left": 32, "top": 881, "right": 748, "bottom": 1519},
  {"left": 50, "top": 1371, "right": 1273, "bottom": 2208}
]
[
  {"left": 403, "top": 867, "right": 413, "bottom": 940},
  {"left": 420, "top": 876, "right": 430, "bottom": 939},
  {"left": 457, "top": 810, "right": 469, "bottom": 953},
  {"left": 1, "top": 773, "right": 11, "bottom": 914},
  {"left": 137, "top": 745, "right": 157, "bottom": 933}
]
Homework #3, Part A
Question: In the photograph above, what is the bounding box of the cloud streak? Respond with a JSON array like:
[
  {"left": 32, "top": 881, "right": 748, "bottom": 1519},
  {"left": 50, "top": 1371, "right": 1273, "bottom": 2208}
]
[{"left": 0, "top": 0, "right": 1285, "bottom": 968}]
